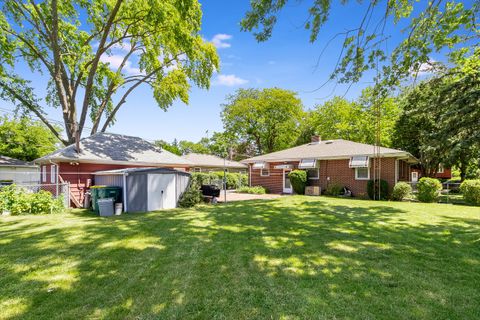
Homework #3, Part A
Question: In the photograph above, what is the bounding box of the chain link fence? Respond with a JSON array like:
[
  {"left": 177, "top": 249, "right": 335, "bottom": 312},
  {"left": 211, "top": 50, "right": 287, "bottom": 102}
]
[{"left": 12, "top": 183, "right": 70, "bottom": 208}]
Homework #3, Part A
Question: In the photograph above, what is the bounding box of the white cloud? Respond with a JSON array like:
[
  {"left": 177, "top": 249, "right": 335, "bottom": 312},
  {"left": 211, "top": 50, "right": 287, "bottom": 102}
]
[
  {"left": 100, "top": 54, "right": 142, "bottom": 75},
  {"left": 214, "top": 74, "right": 248, "bottom": 86},
  {"left": 410, "top": 59, "right": 437, "bottom": 76},
  {"left": 211, "top": 34, "right": 232, "bottom": 49}
]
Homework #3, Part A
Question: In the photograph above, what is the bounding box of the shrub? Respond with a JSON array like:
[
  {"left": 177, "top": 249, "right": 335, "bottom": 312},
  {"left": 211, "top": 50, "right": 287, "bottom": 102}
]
[
  {"left": 288, "top": 170, "right": 307, "bottom": 194},
  {"left": 237, "top": 186, "right": 267, "bottom": 194},
  {"left": 178, "top": 181, "right": 203, "bottom": 208},
  {"left": 417, "top": 177, "right": 442, "bottom": 203},
  {"left": 0, "top": 185, "right": 64, "bottom": 215},
  {"left": 191, "top": 172, "right": 248, "bottom": 190},
  {"left": 367, "top": 179, "right": 389, "bottom": 200},
  {"left": 460, "top": 179, "right": 480, "bottom": 206},
  {"left": 392, "top": 182, "right": 412, "bottom": 201},
  {"left": 325, "top": 184, "right": 343, "bottom": 196}
]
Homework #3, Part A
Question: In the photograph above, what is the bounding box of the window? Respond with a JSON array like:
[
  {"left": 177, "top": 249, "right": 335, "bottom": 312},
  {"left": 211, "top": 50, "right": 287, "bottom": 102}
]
[
  {"left": 240, "top": 170, "right": 247, "bottom": 174},
  {"left": 306, "top": 167, "right": 319, "bottom": 180},
  {"left": 260, "top": 169, "right": 270, "bottom": 177},
  {"left": 50, "top": 165, "right": 56, "bottom": 183},
  {"left": 355, "top": 167, "right": 370, "bottom": 180},
  {"left": 42, "top": 166, "right": 46, "bottom": 182},
  {"left": 349, "top": 156, "right": 370, "bottom": 168},
  {"left": 438, "top": 164, "right": 444, "bottom": 174},
  {"left": 193, "top": 167, "right": 202, "bottom": 172},
  {"left": 298, "top": 159, "right": 317, "bottom": 169}
]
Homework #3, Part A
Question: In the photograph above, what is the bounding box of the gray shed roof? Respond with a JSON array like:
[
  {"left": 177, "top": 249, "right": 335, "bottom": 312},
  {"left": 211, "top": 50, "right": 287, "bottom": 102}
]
[
  {"left": 182, "top": 153, "right": 247, "bottom": 169},
  {"left": 93, "top": 167, "right": 190, "bottom": 176},
  {"left": 35, "top": 133, "right": 192, "bottom": 166},
  {"left": 242, "top": 139, "right": 417, "bottom": 163},
  {"left": 0, "top": 155, "right": 37, "bottom": 167}
]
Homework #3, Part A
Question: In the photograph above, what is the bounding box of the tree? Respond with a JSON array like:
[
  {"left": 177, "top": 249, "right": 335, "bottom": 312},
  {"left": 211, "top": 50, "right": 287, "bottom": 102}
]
[
  {"left": 298, "top": 90, "right": 400, "bottom": 147},
  {"left": 241, "top": 1, "right": 478, "bottom": 87},
  {"left": 155, "top": 138, "right": 210, "bottom": 156},
  {"left": 221, "top": 88, "right": 304, "bottom": 155},
  {"left": 0, "top": 0, "right": 218, "bottom": 145},
  {"left": 0, "top": 116, "right": 59, "bottom": 161}
]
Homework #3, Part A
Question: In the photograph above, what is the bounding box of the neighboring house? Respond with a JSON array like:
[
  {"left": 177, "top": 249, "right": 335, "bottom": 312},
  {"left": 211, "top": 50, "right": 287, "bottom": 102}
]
[
  {"left": 242, "top": 136, "right": 417, "bottom": 196},
  {"left": 182, "top": 153, "right": 248, "bottom": 173},
  {"left": 411, "top": 164, "right": 452, "bottom": 182},
  {"left": 35, "top": 133, "right": 192, "bottom": 207},
  {"left": 0, "top": 155, "right": 40, "bottom": 185}
]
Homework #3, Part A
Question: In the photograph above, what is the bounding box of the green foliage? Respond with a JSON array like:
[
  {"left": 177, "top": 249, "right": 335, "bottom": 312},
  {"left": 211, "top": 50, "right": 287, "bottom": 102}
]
[
  {"left": 325, "top": 184, "right": 343, "bottom": 196},
  {"left": 191, "top": 172, "right": 248, "bottom": 190},
  {"left": 417, "top": 178, "right": 442, "bottom": 203},
  {"left": 242, "top": 1, "right": 478, "bottom": 86},
  {"left": 236, "top": 186, "right": 267, "bottom": 194},
  {"left": 288, "top": 170, "right": 307, "bottom": 195},
  {"left": 0, "top": 185, "right": 64, "bottom": 215},
  {"left": 0, "top": 116, "right": 59, "bottom": 161},
  {"left": 367, "top": 180, "right": 389, "bottom": 200},
  {"left": 222, "top": 88, "right": 304, "bottom": 154},
  {"left": 0, "top": 0, "right": 219, "bottom": 144},
  {"left": 178, "top": 181, "right": 203, "bottom": 208},
  {"left": 392, "top": 182, "right": 413, "bottom": 201},
  {"left": 460, "top": 180, "right": 480, "bottom": 206}
]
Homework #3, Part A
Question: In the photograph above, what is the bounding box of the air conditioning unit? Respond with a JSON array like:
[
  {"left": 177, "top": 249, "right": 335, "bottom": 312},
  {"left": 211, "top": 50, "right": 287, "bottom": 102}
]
[{"left": 305, "top": 186, "right": 320, "bottom": 196}]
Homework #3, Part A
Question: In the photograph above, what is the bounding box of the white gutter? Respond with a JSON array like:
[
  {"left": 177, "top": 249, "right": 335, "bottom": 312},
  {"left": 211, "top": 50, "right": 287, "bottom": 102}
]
[{"left": 123, "top": 172, "right": 128, "bottom": 212}]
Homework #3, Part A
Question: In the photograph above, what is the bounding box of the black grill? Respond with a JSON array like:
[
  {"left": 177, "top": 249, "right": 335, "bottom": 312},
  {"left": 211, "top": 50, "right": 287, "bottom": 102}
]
[{"left": 200, "top": 184, "right": 220, "bottom": 197}]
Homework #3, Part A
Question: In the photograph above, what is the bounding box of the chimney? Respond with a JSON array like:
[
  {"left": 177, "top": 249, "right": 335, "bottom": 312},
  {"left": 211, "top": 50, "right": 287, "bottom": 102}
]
[{"left": 311, "top": 135, "right": 321, "bottom": 143}]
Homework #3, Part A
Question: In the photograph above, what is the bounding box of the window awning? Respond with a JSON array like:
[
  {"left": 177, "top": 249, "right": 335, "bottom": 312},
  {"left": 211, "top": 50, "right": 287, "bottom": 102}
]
[
  {"left": 274, "top": 164, "right": 293, "bottom": 169},
  {"left": 349, "top": 156, "right": 370, "bottom": 168},
  {"left": 298, "top": 159, "right": 317, "bottom": 169},
  {"left": 252, "top": 162, "right": 268, "bottom": 169}
]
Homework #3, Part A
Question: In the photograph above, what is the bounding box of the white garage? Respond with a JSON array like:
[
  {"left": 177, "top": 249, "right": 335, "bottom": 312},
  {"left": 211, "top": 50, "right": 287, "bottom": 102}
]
[
  {"left": 0, "top": 155, "right": 40, "bottom": 185},
  {"left": 93, "top": 167, "right": 191, "bottom": 212}
]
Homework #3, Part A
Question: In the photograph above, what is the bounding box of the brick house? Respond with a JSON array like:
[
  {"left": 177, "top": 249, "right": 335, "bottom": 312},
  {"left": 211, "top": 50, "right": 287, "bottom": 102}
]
[
  {"left": 242, "top": 136, "right": 417, "bottom": 197},
  {"left": 34, "top": 133, "right": 191, "bottom": 207},
  {"left": 411, "top": 164, "right": 452, "bottom": 182},
  {"left": 182, "top": 153, "right": 248, "bottom": 173}
]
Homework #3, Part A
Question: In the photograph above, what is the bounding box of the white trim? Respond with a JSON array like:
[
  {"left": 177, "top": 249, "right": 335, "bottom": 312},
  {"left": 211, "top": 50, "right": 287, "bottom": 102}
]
[
  {"left": 411, "top": 171, "right": 418, "bottom": 182},
  {"left": 298, "top": 158, "right": 317, "bottom": 169},
  {"left": 242, "top": 152, "right": 415, "bottom": 164},
  {"left": 355, "top": 167, "right": 370, "bottom": 180},
  {"left": 282, "top": 169, "right": 293, "bottom": 193},
  {"left": 349, "top": 156, "right": 370, "bottom": 168},
  {"left": 306, "top": 167, "right": 320, "bottom": 180},
  {"left": 249, "top": 164, "right": 252, "bottom": 186},
  {"left": 253, "top": 162, "right": 268, "bottom": 170},
  {"left": 42, "top": 165, "right": 47, "bottom": 182},
  {"left": 193, "top": 167, "right": 202, "bottom": 172},
  {"left": 438, "top": 164, "right": 444, "bottom": 173},
  {"left": 274, "top": 164, "right": 294, "bottom": 169},
  {"left": 50, "top": 165, "right": 56, "bottom": 183},
  {"left": 260, "top": 169, "right": 270, "bottom": 177},
  {"left": 123, "top": 173, "right": 128, "bottom": 212},
  {"left": 35, "top": 158, "right": 191, "bottom": 167}
]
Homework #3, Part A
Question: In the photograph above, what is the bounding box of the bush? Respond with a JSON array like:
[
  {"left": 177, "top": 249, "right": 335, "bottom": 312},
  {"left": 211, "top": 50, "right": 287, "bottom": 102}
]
[
  {"left": 191, "top": 172, "right": 248, "bottom": 190},
  {"left": 178, "top": 181, "right": 203, "bottom": 208},
  {"left": 392, "top": 182, "right": 412, "bottom": 201},
  {"left": 367, "top": 179, "right": 389, "bottom": 200},
  {"left": 0, "top": 185, "right": 64, "bottom": 215},
  {"left": 288, "top": 170, "right": 307, "bottom": 194},
  {"left": 325, "top": 184, "right": 343, "bottom": 196},
  {"left": 460, "top": 179, "right": 480, "bottom": 206},
  {"left": 237, "top": 186, "right": 267, "bottom": 194},
  {"left": 417, "top": 177, "right": 442, "bottom": 203}
]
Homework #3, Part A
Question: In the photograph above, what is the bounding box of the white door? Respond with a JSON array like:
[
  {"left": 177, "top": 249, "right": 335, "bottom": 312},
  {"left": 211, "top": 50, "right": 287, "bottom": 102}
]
[
  {"left": 283, "top": 169, "right": 292, "bottom": 194},
  {"left": 411, "top": 171, "right": 418, "bottom": 182},
  {"left": 147, "top": 174, "right": 176, "bottom": 211}
]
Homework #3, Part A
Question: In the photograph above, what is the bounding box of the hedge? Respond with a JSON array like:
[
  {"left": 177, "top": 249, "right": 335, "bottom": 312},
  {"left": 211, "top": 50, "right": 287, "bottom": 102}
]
[
  {"left": 460, "top": 179, "right": 480, "bottom": 206},
  {"left": 288, "top": 170, "right": 307, "bottom": 195},
  {"left": 417, "top": 177, "right": 442, "bottom": 203}
]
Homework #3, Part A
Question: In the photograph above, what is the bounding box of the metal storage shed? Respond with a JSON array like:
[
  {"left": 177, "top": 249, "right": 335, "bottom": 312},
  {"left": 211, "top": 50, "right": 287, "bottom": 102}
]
[{"left": 93, "top": 168, "right": 190, "bottom": 212}]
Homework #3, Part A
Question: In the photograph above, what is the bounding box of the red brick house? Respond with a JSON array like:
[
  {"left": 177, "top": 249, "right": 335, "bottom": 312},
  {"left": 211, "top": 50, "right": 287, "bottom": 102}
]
[
  {"left": 242, "top": 137, "right": 417, "bottom": 197},
  {"left": 34, "top": 133, "right": 191, "bottom": 207},
  {"left": 411, "top": 164, "right": 452, "bottom": 182}
]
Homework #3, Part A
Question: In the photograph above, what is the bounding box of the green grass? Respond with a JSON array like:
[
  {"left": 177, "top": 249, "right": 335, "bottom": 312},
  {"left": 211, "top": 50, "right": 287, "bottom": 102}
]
[{"left": 1, "top": 196, "right": 479, "bottom": 319}]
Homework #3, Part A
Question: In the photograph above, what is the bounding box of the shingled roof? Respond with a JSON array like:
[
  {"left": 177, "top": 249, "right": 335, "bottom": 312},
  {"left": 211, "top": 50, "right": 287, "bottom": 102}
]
[
  {"left": 35, "top": 133, "right": 192, "bottom": 166},
  {"left": 242, "top": 139, "right": 416, "bottom": 163},
  {"left": 182, "top": 153, "right": 247, "bottom": 169},
  {"left": 0, "top": 155, "right": 36, "bottom": 167}
]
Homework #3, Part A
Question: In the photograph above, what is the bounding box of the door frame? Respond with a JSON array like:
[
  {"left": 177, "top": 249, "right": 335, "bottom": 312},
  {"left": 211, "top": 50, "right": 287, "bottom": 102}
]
[
  {"left": 283, "top": 169, "right": 292, "bottom": 194},
  {"left": 411, "top": 171, "right": 418, "bottom": 183}
]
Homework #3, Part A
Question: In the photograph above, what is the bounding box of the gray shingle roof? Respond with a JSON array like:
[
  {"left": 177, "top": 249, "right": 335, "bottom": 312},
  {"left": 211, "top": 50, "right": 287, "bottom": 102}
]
[
  {"left": 35, "top": 133, "right": 192, "bottom": 166},
  {"left": 0, "top": 155, "right": 36, "bottom": 167},
  {"left": 182, "top": 153, "right": 247, "bottom": 169},
  {"left": 242, "top": 139, "right": 416, "bottom": 163}
]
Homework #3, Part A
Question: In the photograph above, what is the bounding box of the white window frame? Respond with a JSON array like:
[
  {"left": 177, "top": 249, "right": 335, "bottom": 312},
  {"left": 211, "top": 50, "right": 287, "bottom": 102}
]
[
  {"left": 260, "top": 169, "right": 270, "bottom": 177},
  {"left": 193, "top": 167, "right": 202, "bottom": 173},
  {"left": 438, "top": 164, "right": 444, "bottom": 174},
  {"left": 355, "top": 167, "right": 370, "bottom": 180},
  {"left": 42, "top": 165, "right": 47, "bottom": 182},
  {"left": 50, "top": 165, "right": 56, "bottom": 183},
  {"left": 306, "top": 167, "right": 320, "bottom": 180}
]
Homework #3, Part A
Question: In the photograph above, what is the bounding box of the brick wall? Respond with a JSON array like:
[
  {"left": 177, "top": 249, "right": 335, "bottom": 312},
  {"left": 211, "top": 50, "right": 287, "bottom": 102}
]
[{"left": 250, "top": 157, "right": 404, "bottom": 197}]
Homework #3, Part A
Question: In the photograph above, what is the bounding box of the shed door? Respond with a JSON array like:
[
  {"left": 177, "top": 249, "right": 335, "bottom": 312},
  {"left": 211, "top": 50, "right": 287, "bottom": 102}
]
[{"left": 147, "top": 174, "right": 176, "bottom": 211}]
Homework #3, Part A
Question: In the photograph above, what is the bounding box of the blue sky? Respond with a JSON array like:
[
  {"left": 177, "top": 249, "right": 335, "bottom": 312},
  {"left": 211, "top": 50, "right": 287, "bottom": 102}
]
[{"left": 0, "top": 0, "right": 444, "bottom": 143}]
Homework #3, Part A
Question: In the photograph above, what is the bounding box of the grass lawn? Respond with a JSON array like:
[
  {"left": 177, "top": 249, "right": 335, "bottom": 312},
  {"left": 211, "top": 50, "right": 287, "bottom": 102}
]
[{"left": 1, "top": 197, "right": 479, "bottom": 319}]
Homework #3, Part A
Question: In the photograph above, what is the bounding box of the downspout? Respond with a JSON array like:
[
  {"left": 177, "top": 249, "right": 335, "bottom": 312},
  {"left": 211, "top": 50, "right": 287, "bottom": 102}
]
[
  {"left": 395, "top": 159, "right": 399, "bottom": 184},
  {"left": 123, "top": 172, "right": 128, "bottom": 212},
  {"left": 249, "top": 164, "right": 252, "bottom": 187}
]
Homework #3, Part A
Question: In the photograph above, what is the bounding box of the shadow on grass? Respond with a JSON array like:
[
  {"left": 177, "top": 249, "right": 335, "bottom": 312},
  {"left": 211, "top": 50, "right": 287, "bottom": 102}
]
[{"left": 0, "top": 197, "right": 479, "bottom": 319}]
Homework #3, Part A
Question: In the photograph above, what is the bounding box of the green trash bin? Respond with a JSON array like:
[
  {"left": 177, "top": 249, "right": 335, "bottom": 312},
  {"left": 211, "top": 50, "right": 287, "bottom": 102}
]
[{"left": 90, "top": 186, "right": 122, "bottom": 213}]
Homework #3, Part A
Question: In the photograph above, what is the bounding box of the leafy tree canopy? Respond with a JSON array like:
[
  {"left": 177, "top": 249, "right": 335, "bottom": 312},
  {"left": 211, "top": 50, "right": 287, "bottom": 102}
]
[
  {"left": 0, "top": 0, "right": 219, "bottom": 145},
  {"left": 221, "top": 88, "right": 305, "bottom": 155},
  {"left": 0, "top": 116, "right": 60, "bottom": 161},
  {"left": 241, "top": 0, "right": 478, "bottom": 87}
]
